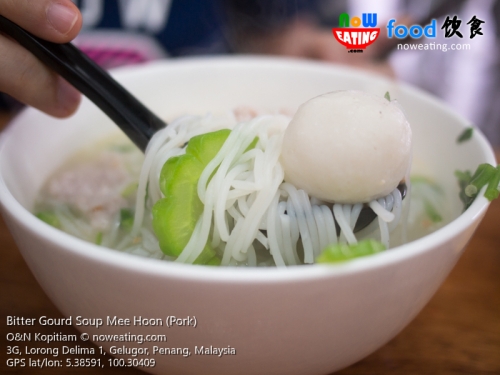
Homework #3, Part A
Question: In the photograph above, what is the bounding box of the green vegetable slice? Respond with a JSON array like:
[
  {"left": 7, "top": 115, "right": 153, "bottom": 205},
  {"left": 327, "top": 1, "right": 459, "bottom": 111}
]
[
  {"left": 384, "top": 91, "right": 391, "bottom": 101},
  {"left": 245, "top": 137, "right": 259, "bottom": 152},
  {"left": 186, "top": 129, "right": 231, "bottom": 164},
  {"left": 203, "top": 256, "right": 222, "bottom": 266},
  {"left": 316, "top": 239, "right": 386, "bottom": 263},
  {"left": 152, "top": 129, "right": 232, "bottom": 264}
]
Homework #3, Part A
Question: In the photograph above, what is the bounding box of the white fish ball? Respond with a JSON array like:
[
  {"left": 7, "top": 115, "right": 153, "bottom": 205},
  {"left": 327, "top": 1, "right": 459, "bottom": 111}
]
[{"left": 280, "top": 90, "right": 412, "bottom": 203}]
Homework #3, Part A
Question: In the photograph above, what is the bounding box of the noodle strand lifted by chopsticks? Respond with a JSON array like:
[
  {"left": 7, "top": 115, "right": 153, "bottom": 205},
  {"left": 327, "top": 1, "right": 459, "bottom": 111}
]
[{"left": 130, "top": 114, "right": 405, "bottom": 266}]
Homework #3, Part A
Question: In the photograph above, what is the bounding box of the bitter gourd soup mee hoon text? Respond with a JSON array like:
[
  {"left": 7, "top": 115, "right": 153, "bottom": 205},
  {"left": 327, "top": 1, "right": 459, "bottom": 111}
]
[{"left": 35, "top": 90, "right": 456, "bottom": 267}]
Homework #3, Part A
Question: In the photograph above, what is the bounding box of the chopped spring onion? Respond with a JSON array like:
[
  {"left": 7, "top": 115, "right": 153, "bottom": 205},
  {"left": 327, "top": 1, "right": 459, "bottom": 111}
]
[
  {"left": 455, "top": 163, "right": 500, "bottom": 210},
  {"left": 424, "top": 200, "right": 442, "bottom": 223},
  {"left": 316, "top": 239, "right": 386, "bottom": 263},
  {"left": 456, "top": 127, "right": 474, "bottom": 144},
  {"left": 121, "top": 182, "right": 138, "bottom": 198},
  {"left": 36, "top": 211, "right": 61, "bottom": 229},
  {"left": 384, "top": 91, "right": 391, "bottom": 101},
  {"left": 95, "top": 232, "right": 103, "bottom": 245},
  {"left": 485, "top": 165, "right": 500, "bottom": 201},
  {"left": 411, "top": 175, "right": 443, "bottom": 193},
  {"left": 120, "top": 208, "right": 134, "bottom": 232},
  {"left": 111, "top": 144, "right": 135, "bottom": 153}
]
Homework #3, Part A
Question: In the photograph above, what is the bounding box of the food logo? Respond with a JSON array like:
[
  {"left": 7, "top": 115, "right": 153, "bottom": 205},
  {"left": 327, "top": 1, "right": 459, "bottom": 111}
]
[
  {"left": 332, "top": 12, "right": 485, "bottom": 52},
  {"left": 332, "top": 13, "right": 380, "bottom": 52},
  {"left": 387, "top": 19, "right": 437, "bottom": 39},
  {"left": 388, "top": 15, "right": 485, "bottom": 40}
]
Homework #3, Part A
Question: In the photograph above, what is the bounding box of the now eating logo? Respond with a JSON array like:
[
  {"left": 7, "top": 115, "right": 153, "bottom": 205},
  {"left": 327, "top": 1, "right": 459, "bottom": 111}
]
[{"left": 332, "top": 13, "right": 380, "bottom": 51}]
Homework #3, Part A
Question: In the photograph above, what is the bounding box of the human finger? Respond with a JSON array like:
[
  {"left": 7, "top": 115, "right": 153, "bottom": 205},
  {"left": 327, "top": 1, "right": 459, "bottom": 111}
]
[
  {"left": 0, "top": 33, "right": 81, "bottom": 117},
  {"left": 0, "top": 0, "right": 82, "bottom": 43}
]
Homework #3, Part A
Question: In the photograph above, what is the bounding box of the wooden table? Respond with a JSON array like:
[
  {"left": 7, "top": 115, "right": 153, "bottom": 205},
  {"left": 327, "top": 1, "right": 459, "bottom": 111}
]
[{"left": 1, "top": 111, "right": 499, "bottom": 374}]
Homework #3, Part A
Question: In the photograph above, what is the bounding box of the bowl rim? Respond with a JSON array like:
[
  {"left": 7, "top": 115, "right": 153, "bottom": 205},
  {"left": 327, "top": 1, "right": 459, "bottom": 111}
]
[{"left": 0, "top": 56, "right": 495, "bottom": 283}]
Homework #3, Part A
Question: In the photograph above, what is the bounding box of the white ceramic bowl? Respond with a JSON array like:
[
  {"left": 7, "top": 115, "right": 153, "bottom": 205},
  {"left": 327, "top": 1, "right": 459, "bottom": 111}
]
[{"left": 0, "top": 57, "right": 495, "bottom": 375}]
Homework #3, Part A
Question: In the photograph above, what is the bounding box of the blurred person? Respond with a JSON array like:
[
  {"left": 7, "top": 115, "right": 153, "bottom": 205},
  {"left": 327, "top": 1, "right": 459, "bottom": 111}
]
[
  {"left": 222, "top": 0, "right": 387, "bottom": 66},
  {"left": 386, "top": 0, "right": 500, "bottom": 146},
  {"left": 226, "top": 0, "right": 500, "bottom": 146}
]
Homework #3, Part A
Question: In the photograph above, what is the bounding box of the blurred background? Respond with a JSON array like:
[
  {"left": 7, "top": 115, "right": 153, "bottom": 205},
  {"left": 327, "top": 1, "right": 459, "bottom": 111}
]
[{"left": 1, "top": 0, "right": 498, "bottom": 146}]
